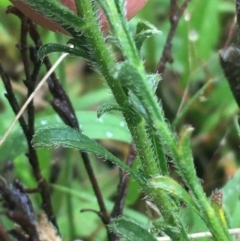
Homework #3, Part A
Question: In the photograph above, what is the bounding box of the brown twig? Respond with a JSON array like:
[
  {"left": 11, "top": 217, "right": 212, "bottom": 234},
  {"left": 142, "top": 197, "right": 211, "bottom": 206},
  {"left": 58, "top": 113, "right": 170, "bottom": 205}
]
[
  {"left": 110, "top": 144, "right": 136, "bottom": 218},
  {"left": 156, "top": 0, "right": 191, "bottom": 74},
  {"left": 0, "top": 64, "right": 28, "bottom": 138},
  {"left": 106, "top": 144, "right": 136, "bottom": 241},
  {"left": 6, "top": 6, "right": 58, "bottom": 230},
  {"left": 0, "top": 222, "right": 11, "bottom": 241},
  {"left": 28, "top": 15, "right": 112, "bottom": 239},
  {"left": 4, "top": 5, "right": 132, "bottom": 241},
  {"left": 44, "top": 55, "right": 111, "bottom": 234}
]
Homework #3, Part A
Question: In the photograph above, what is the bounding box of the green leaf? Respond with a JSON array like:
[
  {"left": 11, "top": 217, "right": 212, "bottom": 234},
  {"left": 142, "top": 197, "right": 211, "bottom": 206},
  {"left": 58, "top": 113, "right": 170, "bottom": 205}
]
[
  {"left": 113, "top": 0, "right": 125, "bottom": 14},
  {"left": 147, "top": 73, "right": 161, "bottom": 93},
  {"left": 176, "top": 127, "right": 232, "bottom": 240},
  {"left": 116, "top": 61, "right": 149, "bottom": 96},
  {"left": 108, "top": 217, "right": 157, "bottom": 241},
  {"left": 146, "top": 128, "right": 168, "bottom": 175},
  {"left": 177, "top": 126, "right": 196, "bottom": 178},
  {"left": 218, "top": 2, "right": 235, "bottom": 13},
  {"left": 67, "top": 37, "right": 96, "bottom": 63},
  {"left": 153, "top": 219, "right": 181, "bottom": 235},
  {"left": 97, "top": 103, "right": 123, "bottom": 118},
  {"left": 96, "top": 0, "right": 139, "bottom": 62},
  {"left": 32, "top": 126, "right": 144, "bottom": 185},
  {"left": 0, "top": 111, "right": 131, "bottom": 160},
  {"left": 122, "top": 74, "right": 161, "bottom": 125},
  {"left": 38, "top": 43, "right": 91, "bottom": 61},
  {"left": 190, "top": 0, "right": 221, "bottom": 59},
  {"left": 0, "top": 0, "right": 8, "bottom": 7},
  {"left": 52, "top": 183, "right": 149, "bottom": 226},
  {"left": 223, "top": 170, "right": 240, "bottom": 228},
  {"left": 96, "top": 0, "right": 127, "bottom": 33},
  {"left": 20, "top": 0, "right": 86, "bottom": 36},
  {"left": 179, "top": 207, "right": 208, "bottom": 234},
  {"left": 149, "top": 175, "right": 199, "bottom": 215},
  {"left": 115, "top": 62, "right": 160, "bottom": 123},
  {"left": 71, "top": 88, "right": 114, "bottom": 110},
  {"left": 134, "top": 20, "right": 161, "bottom": 51}
]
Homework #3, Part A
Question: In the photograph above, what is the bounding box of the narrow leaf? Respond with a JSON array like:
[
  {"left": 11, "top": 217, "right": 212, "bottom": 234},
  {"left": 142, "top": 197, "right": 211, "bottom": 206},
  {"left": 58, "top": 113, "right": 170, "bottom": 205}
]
[
  {"left": 146, "top": 128, "right": 168, "bottom": 175},
  {"left": 21, "top": 0, "right": 86, "bottom": 36},
  {"left": 177, "top": 126, "right": 196, "bottom": 175},
  {"left": 177, "top": 126, "right": 232, "bottom": 240},
  {"left": 115, "top": 62, "right": 158, "bottom": 122},
  {"left": 96, "top": 0, "right": 127, "bottom": 33},
  {"left": 149, "top": 175, "right": 199, "bottom": 215},
  {"left": 153, "top": 219, "right": 181, "bottom": 234},
  {"left": 108, "top": 217, "right": 157, "bottom": 241},
  {"left": 134, "top": 20, "right": 161, "bottom": 50},
  {"left": 97, "top": 103, "right": 123, "bottom": 118},
  {"left": 38, "top": 43, "right": 91, "bottom": 61},
  {"left": 147, "top": 73, "right": 161, "bottom": 93},
  {"left": 116, "top": 61, "right": 153, "bottom": 97},
  {"left": 96, "top": 0, "right": 139, "bottom": 62},
  {"left": 0, "top": 111, "right": 131, "bottom": 160},
  {"left": 32, "top": 126, "right": 144, "bottom": 185}
]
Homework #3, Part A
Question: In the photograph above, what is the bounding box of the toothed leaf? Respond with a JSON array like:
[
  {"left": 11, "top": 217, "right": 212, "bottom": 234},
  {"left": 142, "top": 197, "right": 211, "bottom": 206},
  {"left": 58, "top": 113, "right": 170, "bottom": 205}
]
[
  {"left": 108, "top": 217, "right": 157, "bottom": 241},
  {"left": 32, "top": 126, "right": 144, "bottom": 184}
]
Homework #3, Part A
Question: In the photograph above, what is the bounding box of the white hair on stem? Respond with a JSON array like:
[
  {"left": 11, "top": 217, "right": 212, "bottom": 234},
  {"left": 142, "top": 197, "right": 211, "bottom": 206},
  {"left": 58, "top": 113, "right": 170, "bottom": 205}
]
[{"left": 0, "top": 51, "right": 69, "bottom": 146}]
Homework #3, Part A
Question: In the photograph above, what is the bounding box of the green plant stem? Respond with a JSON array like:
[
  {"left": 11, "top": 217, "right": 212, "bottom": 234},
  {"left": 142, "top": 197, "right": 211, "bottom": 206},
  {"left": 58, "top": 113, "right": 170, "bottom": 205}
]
[
  {"left": 79, "top": 2, "right": 232, "bottom": 240},
  {"left": 20, "top": 0, "right": 232, "bottom": 239},
  {"left": 75, "top": 0, "right": 157, "bottom": 176},
  {"left": 176, "top": 127, "right": 232, "bottom": 240},
  {"left": 147, "top": 128, "right": 169, "bottom": 175},
  {"left": 101, "top": 3, "right": 231, "bottom": 238},
  {"left": 96, "top": 1, "right": 168, "bottom": 135},
  {"left": 127, "top": 119, "right": 160, "bottom": 175},
  {"left": 74, "top": 0, "right": 189, "bottom": 239}
]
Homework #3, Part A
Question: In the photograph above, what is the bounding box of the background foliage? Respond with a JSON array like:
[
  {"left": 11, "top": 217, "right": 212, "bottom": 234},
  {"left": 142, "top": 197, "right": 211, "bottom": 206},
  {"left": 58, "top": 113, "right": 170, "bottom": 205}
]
[{"left": 0, "top": 0, "right": 239, "bottom": 240}]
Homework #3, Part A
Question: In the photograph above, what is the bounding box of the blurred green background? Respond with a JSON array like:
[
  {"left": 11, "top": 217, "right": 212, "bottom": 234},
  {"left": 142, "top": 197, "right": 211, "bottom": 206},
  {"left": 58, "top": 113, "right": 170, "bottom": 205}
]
[{"left": 0, "top": 0, "right": 240, "bottom": 240}]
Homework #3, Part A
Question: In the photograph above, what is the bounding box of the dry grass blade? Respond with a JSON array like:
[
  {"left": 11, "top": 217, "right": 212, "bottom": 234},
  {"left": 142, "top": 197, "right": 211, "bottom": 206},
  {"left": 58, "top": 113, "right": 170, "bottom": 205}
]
[{"left": 0, "top": 52, "right": 69, "bottom": 146}]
